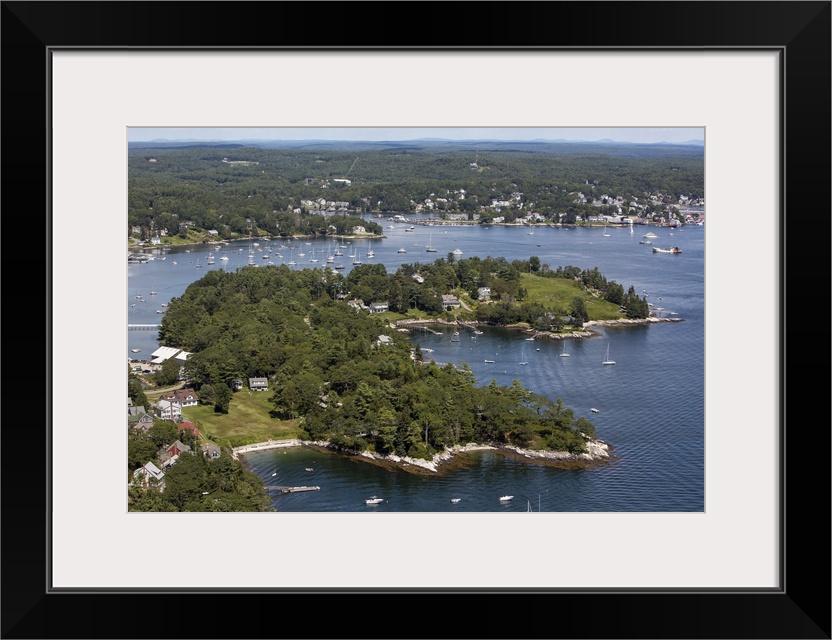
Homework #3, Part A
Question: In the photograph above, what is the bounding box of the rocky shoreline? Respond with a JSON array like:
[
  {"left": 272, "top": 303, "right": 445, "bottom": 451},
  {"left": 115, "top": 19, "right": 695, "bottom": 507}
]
[
  {"left": 392, "top": 316, "right": 682, "bottom": 341},
  {"left": 234, "top": 438, "right": 614, "bottom": 476}
]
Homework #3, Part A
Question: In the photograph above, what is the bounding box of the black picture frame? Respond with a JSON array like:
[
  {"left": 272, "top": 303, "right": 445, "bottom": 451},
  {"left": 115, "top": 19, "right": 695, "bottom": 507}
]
[{"left": 3, "top": 2, "right": 829, "bottom": 638}]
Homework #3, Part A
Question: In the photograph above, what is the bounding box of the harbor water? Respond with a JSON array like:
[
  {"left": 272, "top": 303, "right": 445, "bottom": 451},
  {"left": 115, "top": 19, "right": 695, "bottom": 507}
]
[{"left": 128, "top": 219, "right": 704, "bottom": 512}]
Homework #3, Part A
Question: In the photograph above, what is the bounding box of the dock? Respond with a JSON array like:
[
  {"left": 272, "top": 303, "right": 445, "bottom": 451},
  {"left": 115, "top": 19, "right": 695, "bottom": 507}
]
[{"left": 265, "top": 485, "right": 320, "bottom": 494}]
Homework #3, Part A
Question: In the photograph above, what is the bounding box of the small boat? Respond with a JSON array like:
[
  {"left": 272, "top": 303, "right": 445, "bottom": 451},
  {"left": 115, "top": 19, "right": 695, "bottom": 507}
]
[
  {"left": 591, "top": 408, "right": 600, "bottom": 413},
  {"left": 639, "top": 239, "right": 652, "bottom": 245},
  {"left": 334, "top": 264, "right": 345, "bottom": 270},
  {"left": 271, "top": 472, "right": 277, "bottom": 477},
  {"left": 171, "top": 261, "right": 177, "bottom": 265},
  {"left": 452, "top": 248, "right": 463, "bottom": 256},
  {"left": 602, "top": 343, "right": 616, "bottom": 365},
  {"left": 484, "top": 359, "right": 495, "bottom": 363},
  {"left": 559, "top": 341, "right": 570, "bottom": 357},
  {"left": 450, "top": 498, "right": 462, "bottom": 504},
  {"left": 643, "top": 232, "right": 658, "bottom": 239},
  {"left": 131, "top": 348, "right": 141, "bottom": 353},
  {"left": 652, "top": 246, "right": 682, "bottom": 254},
  {"left": 425, "top": 234, "right": 437, "bottom": 252},
  {"left": 474, "top": 330, "right": 483, "bottom": 335},
  {"left": 161, "top": 303, "right": 169, "bottom": 307},
  {"left": 130, "top": 303, "right": 136, "bottom": 308},
  {"left": 405, "top": 226, "right": 415, "bottom": 232},
  {"left": 499, "top": 495, "right": 514, "bottom": 502},
  {"left": 148, "top": 290, "right": 157, "bottom": 295},
  {"left": 365, "top": 497, "right": 384, "bottom": 505},
  {"left": 450, "top": 331, "right": 460, "bottom": 342},
  {"left": 398, "top": 247, "right": 407, "bottom": 253},
  {"left": 305, "top": 467, "right": 314, "bottom": 472}
]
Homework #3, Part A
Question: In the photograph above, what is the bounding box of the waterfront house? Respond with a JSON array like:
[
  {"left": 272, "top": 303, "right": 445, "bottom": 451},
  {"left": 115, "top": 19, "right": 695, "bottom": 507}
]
[
  {"left": 376, "top": 335, "right": 394, "bottom": 347},
  {"left": 368, "top": 301, "right": 389, "bottom": 314},
  {"left": 477, "top": 287, "right": 491, "bottom": 301},
  {"left": 440, "top": 294, "right": 461, "bottom": 310},
  {"left": 160, "top": 440, "right": 192, "bottom": 468},
  {"left": 249, "top": 377, "right": 269, "bottom": 392},
  {"left": 347, "top": 299, "right": 366, "bottom": 311},
  {"left": 132, "top": 461, "right": 165, "bottom": 489},
  {"left": 202, "top": 442, "right": 222, "bottom": 459}
]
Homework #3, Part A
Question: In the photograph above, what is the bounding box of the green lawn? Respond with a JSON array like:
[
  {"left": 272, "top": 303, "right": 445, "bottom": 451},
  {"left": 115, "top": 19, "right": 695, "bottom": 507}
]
[
  {"left": 519, "top": 273, "right": 624, "bottom": 321},
  {"left": 181, "top": 390, "right": 303, "bottom": 448}
]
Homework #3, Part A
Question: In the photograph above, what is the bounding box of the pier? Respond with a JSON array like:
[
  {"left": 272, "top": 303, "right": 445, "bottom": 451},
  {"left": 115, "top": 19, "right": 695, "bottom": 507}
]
[
  {"left": 265, "top": 485, "right": 320, "bottom": 494},
  {"left": 128, "top": 324, "right": 161, "bottom": 331}
]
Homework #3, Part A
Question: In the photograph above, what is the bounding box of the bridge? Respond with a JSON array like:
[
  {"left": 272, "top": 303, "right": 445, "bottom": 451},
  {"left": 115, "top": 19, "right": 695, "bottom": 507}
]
[{"left": 128, "top": 324, "right": 161, "bottom": 331}]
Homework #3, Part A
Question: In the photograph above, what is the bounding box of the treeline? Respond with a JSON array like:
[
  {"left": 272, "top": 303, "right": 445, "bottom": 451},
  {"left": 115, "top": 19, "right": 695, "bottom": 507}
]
[
  {"left": 128, "top": 144, "right": 704, "bottom": 238},
  {"left": 158, "top": 265, "right": 598, "bottom": 459}
]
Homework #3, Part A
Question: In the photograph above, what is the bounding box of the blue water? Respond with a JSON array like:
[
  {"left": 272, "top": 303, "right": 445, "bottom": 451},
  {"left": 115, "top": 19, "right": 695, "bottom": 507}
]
[{"left": 128, "top": 220, "right": 704, "bottom": 512}]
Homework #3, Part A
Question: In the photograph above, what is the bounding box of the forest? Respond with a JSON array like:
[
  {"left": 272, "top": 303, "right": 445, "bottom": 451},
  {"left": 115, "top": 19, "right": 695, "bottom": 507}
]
[
  {"left": 156, "top": 262, "right": 611, "bottom": 462},
  {"left": 128, "top": 142, "right": 704, "bottom": 240}
]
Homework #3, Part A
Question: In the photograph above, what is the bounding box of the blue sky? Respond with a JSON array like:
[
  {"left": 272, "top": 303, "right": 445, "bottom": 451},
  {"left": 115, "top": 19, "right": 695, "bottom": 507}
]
[{"left": 127, "top": 127, "right": 703, "bottom": 144}]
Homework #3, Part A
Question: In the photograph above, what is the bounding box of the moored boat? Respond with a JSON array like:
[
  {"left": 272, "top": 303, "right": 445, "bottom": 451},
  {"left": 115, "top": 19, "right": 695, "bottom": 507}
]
[{"left": 652, "top": 246, "right": 682, "bottom": 254}]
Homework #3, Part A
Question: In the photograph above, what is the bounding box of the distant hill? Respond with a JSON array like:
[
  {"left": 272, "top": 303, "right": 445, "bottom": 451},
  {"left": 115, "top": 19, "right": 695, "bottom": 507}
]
[{"left": 128, "top": 138, "right": 703, "bottom": 157}]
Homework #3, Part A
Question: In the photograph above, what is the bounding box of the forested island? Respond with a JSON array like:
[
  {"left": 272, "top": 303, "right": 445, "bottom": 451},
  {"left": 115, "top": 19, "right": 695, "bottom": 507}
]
[
  {"left": 128, "top": 140, "right": 704, "bottom": 243},
  {"left": 151, "top": 256, "right": 656, "bottom": 460}
]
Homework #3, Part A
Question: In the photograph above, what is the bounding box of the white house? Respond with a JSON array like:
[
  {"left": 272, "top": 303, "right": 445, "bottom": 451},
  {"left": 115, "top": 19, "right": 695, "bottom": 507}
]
[
  {"left": 154, "top": 399, "right": 182, "bottom": 422},
  {"left": 132, "top": 461, "right": 165, "bottom": 489}
]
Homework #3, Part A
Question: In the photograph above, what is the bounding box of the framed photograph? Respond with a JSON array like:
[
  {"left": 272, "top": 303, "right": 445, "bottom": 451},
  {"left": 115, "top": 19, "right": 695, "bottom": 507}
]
[{"left": 4, "top": 1, "right": 829, "bottom": 638}]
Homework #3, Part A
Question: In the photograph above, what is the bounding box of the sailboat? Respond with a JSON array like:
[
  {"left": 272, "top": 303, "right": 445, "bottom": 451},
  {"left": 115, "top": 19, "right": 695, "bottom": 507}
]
[
  {"left": 602, "top": 225, "right": 611, "bottom": 237},
  {"left": 425, "top": 234, "right": 437, "bottom": 252},
  {"left": 559, "top": 341, "right": 570, "bottom": 357},
  {"left": 602, "top": 343, "right": 616, "bottom": 365},
  {"left": 629, "top": 225, "right": 634, "bottom": 235},
  {"left": 519, "top": 344, "right": 528, "bottom": 365}
]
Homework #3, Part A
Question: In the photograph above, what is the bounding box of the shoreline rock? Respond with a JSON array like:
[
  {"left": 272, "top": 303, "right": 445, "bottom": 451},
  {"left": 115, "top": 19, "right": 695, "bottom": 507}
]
[{"left": 235, "top": 438, "right": 614, "bottom": 475}]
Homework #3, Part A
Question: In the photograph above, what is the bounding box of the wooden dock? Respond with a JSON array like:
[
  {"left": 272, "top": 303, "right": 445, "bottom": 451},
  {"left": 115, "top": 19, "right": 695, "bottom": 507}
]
[{"left": 265, "top": 485, "right": 320, "bottom": 494}]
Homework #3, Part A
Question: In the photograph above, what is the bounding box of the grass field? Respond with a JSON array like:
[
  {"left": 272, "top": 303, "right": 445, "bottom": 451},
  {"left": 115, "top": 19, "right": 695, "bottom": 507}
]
[
  {"left": 179, "top": 390, "right": 303, "bottom": 448},
  {"left": 519, "top": 273, "right": 624, "bottom": 321}
]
